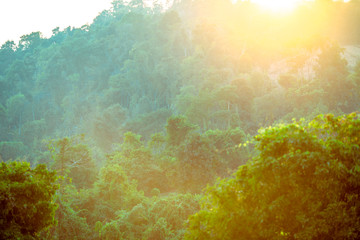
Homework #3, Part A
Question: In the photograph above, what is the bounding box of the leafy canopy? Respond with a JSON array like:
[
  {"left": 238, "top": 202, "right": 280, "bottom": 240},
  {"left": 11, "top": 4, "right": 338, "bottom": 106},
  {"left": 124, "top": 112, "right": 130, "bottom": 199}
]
[
  {"left": 185, "top": 113, "right": 360, "bottom": 240},
  {"left": 0, "top": 161, "right": 58, "bottom": 240}
]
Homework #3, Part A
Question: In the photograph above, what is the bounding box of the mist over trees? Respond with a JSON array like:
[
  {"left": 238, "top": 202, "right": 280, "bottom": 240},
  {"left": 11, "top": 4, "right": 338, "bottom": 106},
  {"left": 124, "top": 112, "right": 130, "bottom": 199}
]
[{"left": 0, "top": 0, "right": 360, "bottom": 239}]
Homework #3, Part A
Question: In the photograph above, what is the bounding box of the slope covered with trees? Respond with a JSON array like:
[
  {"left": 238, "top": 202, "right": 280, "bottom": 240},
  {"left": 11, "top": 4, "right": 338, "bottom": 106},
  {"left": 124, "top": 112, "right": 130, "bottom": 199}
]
[{"left": 0, "top": 0, "right": 360, "bottom": 239}]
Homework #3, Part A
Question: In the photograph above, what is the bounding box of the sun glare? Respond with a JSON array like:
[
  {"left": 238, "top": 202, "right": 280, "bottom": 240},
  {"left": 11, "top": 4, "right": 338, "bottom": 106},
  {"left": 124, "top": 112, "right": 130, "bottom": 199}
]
[{"left": 252, "top": 0, "right": 301, "bottom": 12}]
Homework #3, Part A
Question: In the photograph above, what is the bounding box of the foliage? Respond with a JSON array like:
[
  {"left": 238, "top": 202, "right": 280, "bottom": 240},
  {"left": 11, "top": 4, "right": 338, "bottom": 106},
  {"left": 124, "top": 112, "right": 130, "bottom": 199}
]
[
  {"left": 0, "top": 141, "right": 28, "bottom": 161},
  {"left": 166, "top": 115, "right": 196, "bottom": 147},
  {"left": 315, "top": 42, "right": 353, "bottom": 110},
  {"left": 49, "top": 135, "right": 97, "bottom": 189},
  {"left": 1, "top": 0, "right": 360, "bottom": 239},
  {"left": 0, "top": 0, "right": 359, "bottom": 160},
  {"left": 0, "top": 161, "right": 58, "bottom": 240},
  {"left": 185, "top": 113, "right": 360, "bottom": 239},
  {"left": 205, "top": 128, "right": 247, "bottom": 169},
  {"left": 176, "top": 133, "right": 221, "bottom": 192},
  {"left": 94, "top": 163, "right": 143, "bottom": 212},
  {"left": 98, "top": 193, "right": 200, "bottom": 240},
  {"left": 109, "top": 132, "right": 171, "bottom": 195}
]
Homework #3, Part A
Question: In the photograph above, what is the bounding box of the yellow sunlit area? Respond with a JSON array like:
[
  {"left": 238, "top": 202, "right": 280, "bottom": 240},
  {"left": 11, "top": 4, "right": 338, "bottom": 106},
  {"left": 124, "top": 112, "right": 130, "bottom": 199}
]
[
  {"left": 251, "top": 0, "right": 301, "bottom": 12},
  {"left": 1, "top": 0, "right": 360, "bottom": 239}
]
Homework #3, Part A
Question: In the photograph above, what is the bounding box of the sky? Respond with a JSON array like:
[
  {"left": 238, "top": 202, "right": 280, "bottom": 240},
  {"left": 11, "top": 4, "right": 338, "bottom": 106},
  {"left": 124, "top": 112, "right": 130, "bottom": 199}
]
[
  {"left": 0, "top": 0, "right": 113, "bottom": 46},
  {"left": 0, "top": 0, "right": 351, "bottom": 47}
]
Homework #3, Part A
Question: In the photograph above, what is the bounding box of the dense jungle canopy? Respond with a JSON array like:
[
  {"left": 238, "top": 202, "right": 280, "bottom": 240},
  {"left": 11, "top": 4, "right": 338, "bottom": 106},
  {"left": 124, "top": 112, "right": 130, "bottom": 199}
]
[{"left": 0, "top": 0, "right": 360, "bottom": 239}]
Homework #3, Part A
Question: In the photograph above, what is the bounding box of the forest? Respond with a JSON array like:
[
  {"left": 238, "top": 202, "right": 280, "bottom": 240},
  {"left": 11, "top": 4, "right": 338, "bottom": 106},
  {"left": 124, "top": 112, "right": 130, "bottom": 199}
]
[{"left": 1, "top": 0, "right": 360, "bottom": 239}]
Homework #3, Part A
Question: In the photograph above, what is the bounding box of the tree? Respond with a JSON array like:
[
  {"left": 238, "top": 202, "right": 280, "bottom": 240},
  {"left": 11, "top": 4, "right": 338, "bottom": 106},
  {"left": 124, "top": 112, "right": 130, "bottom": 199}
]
[
  {"left": 0, "top": 141, "right": 28, "bottom": 161},
  {"left": 177, "top": 133, "right": 221, "bottom": 192},
  {"left": 349, "top": 60, "right": 360, "bottom": 109},
  {"left": 0, "top": 161, "right": 58, "bottom": 240},
  {"left": 315, "top": 42, "right": 352, "bottom": 110},
  {"left": 18, "top": 32, "right": 43, "bottom": 51},
  {"left": 48, "top": 136, "right": 98, "bottom": 240},
  {"left": 185, "top": 113, "right": 360, "bottom": 240},
  {"left": 49, "top": 136, "right": 97, "bottom": 189},
  {"left": 110, "top": 132, "right": 171, "bottom": 194},
  {"left": 6, "top": 93, "right": 27, "bottom": 136},
  {"left": 0, "top": 41, "right": 16, "bottom": 76},
  {"left": 0, "top": 104, "right": 7, "bottom": 139},
  {"left": 205, "top": 128, "right": 248, "bottom": 169},
  {"left": 165, "top": 115, "right": 196, "bottom": 146},
  {"left": 91, "top": 104, "right": 128, "bottom": 150},
  {"left": 94, "top": 163, "right": 143, "bottom": 216},
  {"left": 97, "top": 192, "right": 200, "bottom": 240}
]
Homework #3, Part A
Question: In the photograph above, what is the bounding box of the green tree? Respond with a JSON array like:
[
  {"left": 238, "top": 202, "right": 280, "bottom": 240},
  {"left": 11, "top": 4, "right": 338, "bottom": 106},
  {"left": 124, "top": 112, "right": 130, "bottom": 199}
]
[
  {"left": 94, "top": 164, "right": 143, "bottom": 217},
  {"left": 49, "top": 136, "right": 97, "bottom": 189},
  {"left": 205, "top": 128, "right": 248, "bottom": 169},
  {"left": 315, "top": 42, "right": 352, "bottom": 110},
  {"left": 177, "top": 133, "right": 221, "bottom": 192},
  {"left": 0, "top": 104, "right": 7, "bottom": 139},
  {"left": 0, "top": 141, "right": 28, "bottom": 161},
  {"left": 6, "top": 93, "right": 27, "bottom": 136},
  {"left": 97, "top": 192, "right": 200, "bottom": 240},
  {"left": 0, "top": 41, "right": 16, "bottom": 77},
  {"left": 46, "top": 136, "right": 97, "bottom": 240},
  {"left": 0, "top": 161, "right": 58, "bottom": 240},
  {"left": 166, "top": 115, "right": 196, "bottom": 146},
  {"left": 45, "top": 185, "right": 92, "bottom": 240},
  {"left": 349, "top": 60, "right": 360, "bottom": 109},
  {"left": 186, "top": 113, "right": 360, "bottom": 239},
  {"left": 91, "top": 104, "right": 128, "bottom": 150},
  {"left": 110, "top": 132, "right": 171, "bottom": 194}
]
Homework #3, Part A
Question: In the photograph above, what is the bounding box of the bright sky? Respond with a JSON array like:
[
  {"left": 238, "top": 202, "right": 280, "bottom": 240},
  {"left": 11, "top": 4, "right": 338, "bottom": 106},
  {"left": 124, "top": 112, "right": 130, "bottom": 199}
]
[
  {"left": 0, "top": 0, "right": 351, "bottom": 46},
  {"left": 252, "top": 0, "right": 301, "bottom": 12},
  {"left": 0, "top": 0, "right": 113, "bottom": 46},
  {"left": 251, "top": 0, "right": 351, "bottom": 12}
]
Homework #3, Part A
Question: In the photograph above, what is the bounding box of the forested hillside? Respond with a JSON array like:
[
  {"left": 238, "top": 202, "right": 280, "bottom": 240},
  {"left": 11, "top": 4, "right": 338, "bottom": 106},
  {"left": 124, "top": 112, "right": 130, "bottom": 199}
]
[{"left": 1, "top": 0, "right": 360, "bottom": 239}]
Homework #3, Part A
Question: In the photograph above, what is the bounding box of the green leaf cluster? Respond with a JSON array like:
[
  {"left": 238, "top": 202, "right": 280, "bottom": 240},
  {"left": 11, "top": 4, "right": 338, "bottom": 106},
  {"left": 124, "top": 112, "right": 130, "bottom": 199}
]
[
  {"left": 0, "top": 161, "right": 58, "bottom": 240},
  {"left": 185, "top": 113, "right": 360, "bottom": 239}
]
